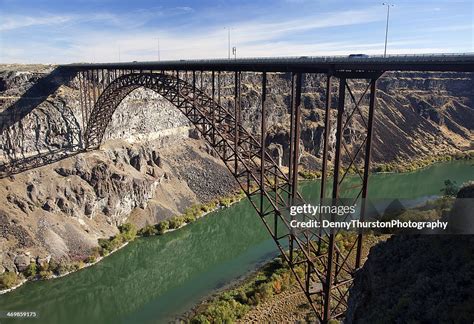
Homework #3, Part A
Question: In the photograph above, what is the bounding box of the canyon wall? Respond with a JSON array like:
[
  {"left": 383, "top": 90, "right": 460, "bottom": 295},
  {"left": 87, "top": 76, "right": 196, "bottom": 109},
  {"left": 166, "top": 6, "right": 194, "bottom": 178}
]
[{"left": 0, "top": 64, "right": 472, "bottom": 273}]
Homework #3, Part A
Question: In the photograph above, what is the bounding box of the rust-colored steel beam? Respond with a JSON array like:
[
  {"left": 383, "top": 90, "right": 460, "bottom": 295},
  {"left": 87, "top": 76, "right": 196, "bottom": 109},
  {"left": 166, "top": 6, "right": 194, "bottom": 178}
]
[
  {"left": 355, "top": 78, "right": 377, "bottom": 268},
  {"left": 324, "top": 76, "right": 346, "bottom": 323},
  {"left": 76, "top": 68, "right": 382, "bottom": 323},
  {"left": 318, "top": 73, "right": 332, "bottom": 254},
  {"left": 260, "top": 72, "right": 267, "bottom": 213}
]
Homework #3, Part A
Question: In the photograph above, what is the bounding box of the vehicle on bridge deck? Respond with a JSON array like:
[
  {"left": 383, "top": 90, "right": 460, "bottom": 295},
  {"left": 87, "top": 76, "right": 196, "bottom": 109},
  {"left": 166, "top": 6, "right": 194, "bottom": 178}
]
[{"left": 348, "top": 54, "right": 369, "bottom": 58}]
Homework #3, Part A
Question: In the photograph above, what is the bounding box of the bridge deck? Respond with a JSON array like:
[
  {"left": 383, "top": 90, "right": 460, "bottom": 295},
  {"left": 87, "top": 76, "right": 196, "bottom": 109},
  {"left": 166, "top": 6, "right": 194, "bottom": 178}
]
[{"left": 63, "top": 53, "right": 474, "bottom": 73}]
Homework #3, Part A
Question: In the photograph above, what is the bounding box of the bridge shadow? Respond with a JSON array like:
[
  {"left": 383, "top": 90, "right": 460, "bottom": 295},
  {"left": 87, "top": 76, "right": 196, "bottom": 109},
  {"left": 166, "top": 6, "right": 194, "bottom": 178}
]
[
  {"left": 0, "top": 66, "right": 82, "bottom": 178},
  {"left": 0, "top": 146, "right": 85, "bottom": 179},
  {"left": 0, "top": 66, "right": 76, "bottom": 133}
]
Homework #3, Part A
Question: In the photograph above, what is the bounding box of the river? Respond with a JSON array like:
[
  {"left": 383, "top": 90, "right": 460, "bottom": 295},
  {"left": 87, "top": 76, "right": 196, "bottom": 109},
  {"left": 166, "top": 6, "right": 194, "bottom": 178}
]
[{"left": 0, "top": 160, "right": 472, "bottom": 324}]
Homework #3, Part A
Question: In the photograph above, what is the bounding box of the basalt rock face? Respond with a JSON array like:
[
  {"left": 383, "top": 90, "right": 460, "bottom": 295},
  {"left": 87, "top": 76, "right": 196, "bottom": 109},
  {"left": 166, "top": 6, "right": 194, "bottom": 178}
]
[
  {"left": 345, "top": 235, "right": 474, "bottom": 323},
  {"left": 345, "top": 186, "right": 474, "bottom": 323},
  {"left": 0, "top": 65, "right": 472, "bottom": 272},
  {"left": 1, "top": 66, "right": 472, "bottom": 168},
  {"left": 0, "top": 137, "right": 237, "bottom": 272},
  {"left": 221, "top": 71, "right": 473, "bottom": 166}
]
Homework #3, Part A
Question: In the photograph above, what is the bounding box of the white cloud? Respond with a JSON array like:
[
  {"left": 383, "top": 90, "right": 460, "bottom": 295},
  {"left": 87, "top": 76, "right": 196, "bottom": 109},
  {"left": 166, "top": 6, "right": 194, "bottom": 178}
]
[
  {"left": 0, "top": 15, "right": 73, "bottom": 32},
  {"left": 0, "top": 5, "right": 470, "bottom": 63}
]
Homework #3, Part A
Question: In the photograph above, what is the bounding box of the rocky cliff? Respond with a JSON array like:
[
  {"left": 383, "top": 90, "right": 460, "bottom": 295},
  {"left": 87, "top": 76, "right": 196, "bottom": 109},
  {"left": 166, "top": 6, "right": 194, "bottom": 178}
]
[
  {"left": 345, "top": 184, "right": 474, "bottom": 323},
  {"left": 0, "top": 64, "right": 473, "bottom": 275}
]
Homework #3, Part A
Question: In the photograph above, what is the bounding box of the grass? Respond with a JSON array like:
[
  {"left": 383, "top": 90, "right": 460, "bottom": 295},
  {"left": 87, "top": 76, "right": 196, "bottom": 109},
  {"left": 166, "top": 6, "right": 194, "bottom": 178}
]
[{"left": 190, "top": 257, "right": 303, "bottom": 323}]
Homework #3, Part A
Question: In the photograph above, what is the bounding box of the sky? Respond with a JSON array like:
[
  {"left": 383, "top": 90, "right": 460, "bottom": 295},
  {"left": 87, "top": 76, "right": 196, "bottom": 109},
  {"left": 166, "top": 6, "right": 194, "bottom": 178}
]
[{"left": 0, "top": 0, "right": 472, "bottom": 63}]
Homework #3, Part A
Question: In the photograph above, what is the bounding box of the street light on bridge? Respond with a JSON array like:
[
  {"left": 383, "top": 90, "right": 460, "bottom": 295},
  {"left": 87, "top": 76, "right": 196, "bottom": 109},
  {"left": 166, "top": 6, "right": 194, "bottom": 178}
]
[
  {"left": 224, "top": 27, "right": 232, "bottom": 59},
  {"left": 382, "top": 2, "right": 394, "bottom": 58}
]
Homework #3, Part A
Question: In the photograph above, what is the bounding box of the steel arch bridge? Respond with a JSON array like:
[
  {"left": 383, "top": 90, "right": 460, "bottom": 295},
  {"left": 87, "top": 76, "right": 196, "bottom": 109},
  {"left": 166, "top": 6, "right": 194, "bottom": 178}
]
[
  {"left": 80, "top": 69, "right": 379, "bottom": 321},
  {"left": 2, "top": 55, "right": 474, "bottom": 322}
]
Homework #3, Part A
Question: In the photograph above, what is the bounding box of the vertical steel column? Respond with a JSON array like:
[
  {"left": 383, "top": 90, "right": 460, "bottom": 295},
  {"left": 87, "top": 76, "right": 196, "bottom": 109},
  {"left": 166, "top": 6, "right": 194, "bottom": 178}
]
[
  {"left": 211, "top": 71, "right": 216, "bottom": 144},
  {"left": 86, "top": 70, "right": 92, "bottom": 124},
  {"left": 234, "top": 71, "right": 241, "bottom": 174},
  {"left": 78, "top": 72, "right": 85, "bottom": 139},
  {"left": 319, "top": 73, "right": 332, "bottom": 252},
  {"left": 176, "top": 70, "right": 180, "bottom": 106},
  {"left": 288, "top": 73, "right": 295, "bottom": 201},
  {"left": 101, "top": 69, "right": 105, "bottom": 92},
  {"left": 355, "top": 78, "right": 377, "bottom": 268},
  {"left": 323, "top": 77, "right": 346, "bottom": 323},
  {"left": 218, "top": 71, "right": 221, "bottom": 105},
  {"left": 289, "top": 72, "right": 302, "bottom": 263},
  {"left": 260, "top": 72, "right": 267, "bottom": 214},
  {"left": 291, "top": 73, "right": 303, "bottom": 199},
  {"left": 192, "top": 70, "right": 196, "bottom": 100},
  {"left": 92, "top": 70, "right": 97, "bottom": 107},
  {"left": 200, "top": 70, "right": 203, "bottom": 90}
]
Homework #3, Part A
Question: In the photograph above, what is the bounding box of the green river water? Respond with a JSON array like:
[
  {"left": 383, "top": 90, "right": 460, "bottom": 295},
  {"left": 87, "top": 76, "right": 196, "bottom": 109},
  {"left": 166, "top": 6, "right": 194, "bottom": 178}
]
[{"left": 0, "top": 160, "right": 472, "bottom": 324}]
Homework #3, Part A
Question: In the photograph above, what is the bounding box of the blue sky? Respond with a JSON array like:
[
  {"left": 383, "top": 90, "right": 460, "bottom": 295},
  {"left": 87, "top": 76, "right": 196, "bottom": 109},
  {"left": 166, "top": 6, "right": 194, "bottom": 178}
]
[{"left": 0, "top": 0, "right": 472, "bottom": 63}]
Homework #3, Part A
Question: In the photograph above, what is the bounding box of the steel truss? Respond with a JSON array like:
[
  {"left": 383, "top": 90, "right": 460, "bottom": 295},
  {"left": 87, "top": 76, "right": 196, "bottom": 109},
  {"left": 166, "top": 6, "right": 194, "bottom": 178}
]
[{"left": 76, "top": 68, "right": 381, "bottom": 322}]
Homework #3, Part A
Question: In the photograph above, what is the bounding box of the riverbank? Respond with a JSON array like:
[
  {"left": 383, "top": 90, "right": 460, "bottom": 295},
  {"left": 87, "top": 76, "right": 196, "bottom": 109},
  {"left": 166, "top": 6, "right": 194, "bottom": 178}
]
[
  {"left": 0, "top": 189, "right": 247, "bottom": 295},
  {"left": 0, "top": 160, "right": 472, "bottom": 323},
  {"left": 2, "top": 155, "right": 472, "bottom": 294},
  {"left": 298, "top": 151, "right": 474, "bottom": 180},
  {"left": 186, "top": 188, "right": 465, "bottom": 323},
  {"left": 186, "top": 233, "right": 390, "bottom": 323}
]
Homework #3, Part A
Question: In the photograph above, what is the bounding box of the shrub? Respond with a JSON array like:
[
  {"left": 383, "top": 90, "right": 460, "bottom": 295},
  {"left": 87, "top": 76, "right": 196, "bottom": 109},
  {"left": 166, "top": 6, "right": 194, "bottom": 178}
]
[
  {"left": 118, "top": 223, "right": 137, "bottom": 241},
  {"left": 72, "top": 261, "right": 85, "bottom": 271},
  {"left": 85, "top": 247, "right": 101, "bottom": 264},
  {"left": 169, "top": 216, "right": 185, "bottom": 229},
  {"left": 191, "top": 314, "right": 211, "bottom": 324},
  {"left": 255, "top": 282, "right": 273, "bottom": 302},
  {"left": 441, "top": 179, "right": 459, "bottom": 197},
  {"left": 299, "top": 169, "right": 321, "bottom": 179},
  {"left": 50, "top": 259, "right": 71, "bottom": 276},
  {"left": 110, "top": 234, "right": 126, "bottom": 250},
  {"left": 183, "top": 213, "right": 196, "bottom": 223},
  {"left": 39, "top": 270, "right": 53, "bottom": 280},
  {"left": 98, "top": 238, "right": 113, "bottom": 253},
  {"left": 139, "top": 224, "right": 158, "bottom": 237},
  {"left": 24, "top": 263, "right": 37, "bottom": 278},
  {"left": 0, "top": 272, "right": 20, "bottom": 289},
  {"left": 157, "top": 221, "right": 169, "bottom": 234},
  {"left": 219, "top": 197, "right": 233, "bottom": 207}
]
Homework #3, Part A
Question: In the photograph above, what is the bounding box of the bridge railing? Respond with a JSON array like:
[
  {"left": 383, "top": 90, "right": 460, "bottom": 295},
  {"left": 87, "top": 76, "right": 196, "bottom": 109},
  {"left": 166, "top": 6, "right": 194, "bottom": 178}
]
[{"left": 65, "top": 52, "right": 474, "bottom": 68}]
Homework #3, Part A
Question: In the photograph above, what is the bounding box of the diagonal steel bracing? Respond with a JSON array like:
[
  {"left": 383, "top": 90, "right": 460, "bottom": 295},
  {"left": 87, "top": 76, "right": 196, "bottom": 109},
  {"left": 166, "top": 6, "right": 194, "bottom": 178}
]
[{"left": 77, "top": 69, "right": 381, "bottom": 322}]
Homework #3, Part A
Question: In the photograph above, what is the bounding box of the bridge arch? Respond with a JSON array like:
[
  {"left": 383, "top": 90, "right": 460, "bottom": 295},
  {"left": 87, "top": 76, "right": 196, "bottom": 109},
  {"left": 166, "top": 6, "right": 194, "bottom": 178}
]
[
  {"left": 83, "top": 71, "right": 325, "bottom": 316},
  {"left": 85, "top": 73, "right": 189, "bottom": 148}
]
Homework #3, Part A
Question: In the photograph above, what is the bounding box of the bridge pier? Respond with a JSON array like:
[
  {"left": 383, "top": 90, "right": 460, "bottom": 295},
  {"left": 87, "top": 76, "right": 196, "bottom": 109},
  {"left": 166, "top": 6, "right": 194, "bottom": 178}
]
[{"left": 2, "top": 60, "right": 404, "bottom": 321}]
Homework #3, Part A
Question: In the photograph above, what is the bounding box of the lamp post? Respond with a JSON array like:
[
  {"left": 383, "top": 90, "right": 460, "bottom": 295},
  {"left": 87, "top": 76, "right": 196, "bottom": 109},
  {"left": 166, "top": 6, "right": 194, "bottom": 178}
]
[
  {"left": 224, "top": 27, "right": 231, "bottom": 59},
  {"left": 157, "top": 37, "right": 160, "bottom": 61},
  {"left": 382, "top": 2, "right": 394, "bottom": 58}
]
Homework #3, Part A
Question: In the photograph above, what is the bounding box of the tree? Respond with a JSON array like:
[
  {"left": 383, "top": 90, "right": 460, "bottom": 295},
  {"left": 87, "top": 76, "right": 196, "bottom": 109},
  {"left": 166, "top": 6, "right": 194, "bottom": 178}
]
[{"left": 441, "top": 180, "right": 459, "bottom": 197}]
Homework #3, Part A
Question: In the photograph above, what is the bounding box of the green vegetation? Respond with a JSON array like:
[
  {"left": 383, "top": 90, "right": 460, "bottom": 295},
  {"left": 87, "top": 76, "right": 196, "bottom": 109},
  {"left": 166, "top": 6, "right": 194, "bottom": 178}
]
[
  {"left": 190, "top": 258, "right": 302, "bottom": 323},
  {"left": 298, "top": 169, "right": 322, "bottom": 180},
  {"left": 0, "top": 272, "right": 21, "bottom": 289},
  {"left": 24, "top": 263, "right": 37, "bottom": 279},
  {"left": 374, "top": 151, "right": 474, "bottom": 173},
  {"left": 169, "top": 216, "right": 185, "bottom": 229},
  {"left": 138, "top": 223, "right": 158, "bottom": 236},
  {"left": 157, "top": 220, "right": 169, "bottom": 234},
  {"left": 0, "top": 189, "right": 247, "bottom": 291},
  {"left": 440, "top": 179, "right": 459, "bottom": 197},
  {"left": 118, "top": 223, "right": 137, "bottom": 241}
]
